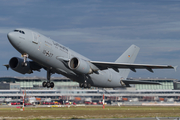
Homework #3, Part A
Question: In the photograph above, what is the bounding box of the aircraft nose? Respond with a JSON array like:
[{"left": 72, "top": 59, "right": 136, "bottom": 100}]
[
  {"left": 7, "top": 32, "right": 21, "bottom": 47},
  {"left": 7, "top": 32, "right": 14, "bottom": 42}
]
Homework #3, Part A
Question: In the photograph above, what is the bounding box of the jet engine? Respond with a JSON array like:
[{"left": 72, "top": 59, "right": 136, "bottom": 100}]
[
  {"left": 68, "top": 57, "right": 93, "bottom": 74},
  {"left": 9, "top": 57, "right": 41, "bottom": 74}
]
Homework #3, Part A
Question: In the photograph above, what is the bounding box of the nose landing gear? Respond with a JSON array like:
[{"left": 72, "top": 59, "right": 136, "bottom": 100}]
[
  {"left": 21, "top": 54, "right": 28, "bottom": 67},
  {"left": 42, "top": 69, "right": 54, "bottom": 88}
]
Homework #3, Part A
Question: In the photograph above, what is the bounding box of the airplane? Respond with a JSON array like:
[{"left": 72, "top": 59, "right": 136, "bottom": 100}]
[{"left": 4, "top": 28, "right": 176, "bottom": 88}]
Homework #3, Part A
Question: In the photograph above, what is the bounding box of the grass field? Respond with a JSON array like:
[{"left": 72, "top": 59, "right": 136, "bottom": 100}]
[{"left": 0, "top": 106, "right": 180, "bottom": 119}]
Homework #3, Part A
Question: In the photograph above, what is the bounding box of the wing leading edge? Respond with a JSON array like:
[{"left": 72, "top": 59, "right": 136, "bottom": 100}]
[{"left": 90, "top": 61, "right": 176, "bottom": 73}]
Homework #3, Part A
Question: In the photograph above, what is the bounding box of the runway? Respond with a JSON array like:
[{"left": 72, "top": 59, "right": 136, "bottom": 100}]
[
  {"left": 67, "top": 118, "right": 180, "bottom": 120},
  {"left": 0, "top": 106, "right": 179, "bottom": 120}
]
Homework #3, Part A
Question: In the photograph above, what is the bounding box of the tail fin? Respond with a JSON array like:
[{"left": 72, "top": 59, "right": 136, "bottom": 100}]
[{"left": 115, "top": 44, "right": 140, "bottom": 79}]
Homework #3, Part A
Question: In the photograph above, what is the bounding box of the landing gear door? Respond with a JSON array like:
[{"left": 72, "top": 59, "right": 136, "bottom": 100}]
[{"left": 32, "top": 32, "right": 38, "bottom": 44}]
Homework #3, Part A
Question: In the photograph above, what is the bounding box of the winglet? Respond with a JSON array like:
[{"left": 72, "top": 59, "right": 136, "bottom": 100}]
[
  {"left": 173, "top": 66, "right": 178, "bottom": 72},
  {"left": 3, "top": 64, "right": 9, "bottom": 70}
]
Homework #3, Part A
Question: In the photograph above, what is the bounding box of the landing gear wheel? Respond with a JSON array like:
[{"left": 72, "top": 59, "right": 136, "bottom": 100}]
[
  {"left": 50, "top": 82, "right": 54, "bottom": 88},
  {"left": 87, "top": 83, "right": 91, "bottom": 89},
  {"left": 79, "top": 83, "right": 84, "bottom": 88},
  {"left": 22, "top": 62, "right": 27, "bottom": 67},
  {"left": 47, "top": 82, "right": 51, "bottom": 88},
  {"left": 84, "top": 82, "right": 88, "bottom": 88},
  {"left": 42, "top": 81, "right": 47, "bottom": 87}
]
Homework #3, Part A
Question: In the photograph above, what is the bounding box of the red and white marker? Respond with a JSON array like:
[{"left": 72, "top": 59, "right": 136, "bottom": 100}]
[{"left": 103, "top": 94, "right": 105, "bottom": 109}]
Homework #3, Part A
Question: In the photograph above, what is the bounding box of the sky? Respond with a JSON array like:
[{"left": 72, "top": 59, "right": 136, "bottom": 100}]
[{"left": 0, "top": 0, "right": 180, "bottom": 79}]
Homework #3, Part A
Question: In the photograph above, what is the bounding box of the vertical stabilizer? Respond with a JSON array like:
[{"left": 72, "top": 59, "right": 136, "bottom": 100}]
[{"left": 115, "top": 44, "right": 140, "bottom": 79}]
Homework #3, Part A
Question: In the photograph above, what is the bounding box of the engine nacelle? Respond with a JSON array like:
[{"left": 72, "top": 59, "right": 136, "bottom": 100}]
[
  {"left": 68, "top": 57, "right": 93, "bottom": 74},
  {"left": 9, "top": 57, "right": 32, "bottom": 74}
]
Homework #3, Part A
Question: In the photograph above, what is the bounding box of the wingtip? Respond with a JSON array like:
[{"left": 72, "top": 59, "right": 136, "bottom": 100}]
[{"left": 173, "top": 66, "right": 178, "bottom": 72}]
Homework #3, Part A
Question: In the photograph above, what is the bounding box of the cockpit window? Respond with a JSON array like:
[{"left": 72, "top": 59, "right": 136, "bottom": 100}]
[
  {"left": 14, "top": 30, "right": 19, "bottom": 32},
  {"left": 14, "top": 30, "right": 25, "bottom": 34}
]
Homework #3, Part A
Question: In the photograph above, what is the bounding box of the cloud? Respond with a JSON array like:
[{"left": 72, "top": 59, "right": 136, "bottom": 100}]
[
  {"left": 0, "top": 0, "right": 36, "bottom": 6},
  {"left": 157, "top": 21, "right": 180, "bottom": 32},
  {"left": 0, "top": 17, "right": 9, "bottom": 22},
  {"left": 0, "top": 28, "right": 13, "bottom": 34},
  {"left": 0, "top": 1, "right": 180, "bottom": 78}
]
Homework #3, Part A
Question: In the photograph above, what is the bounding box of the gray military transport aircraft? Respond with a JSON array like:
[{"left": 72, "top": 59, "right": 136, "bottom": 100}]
[{"left": 4, "top": 28, "right": 176, "bottom": 88}]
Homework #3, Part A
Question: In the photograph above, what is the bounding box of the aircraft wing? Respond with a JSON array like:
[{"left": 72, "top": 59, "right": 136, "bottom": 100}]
[{"left": 90, "top": 61, "right": 176, "bottom": 73}]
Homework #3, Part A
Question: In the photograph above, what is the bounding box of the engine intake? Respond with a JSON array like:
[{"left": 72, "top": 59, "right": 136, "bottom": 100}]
[
  {"left": 69, "top": 57, "right": 92, "bottom": 74},
  {"left": 9, "top": 57, "right": 41, "bottom": 74}
]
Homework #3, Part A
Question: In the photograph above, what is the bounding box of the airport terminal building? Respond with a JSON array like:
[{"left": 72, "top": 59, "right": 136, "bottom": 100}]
[
  {"left": 0, "top": 77, "right": 178, "bottom": 90},
  {"left": 0, "top": 77, "right": 180, "bottom": 104}
]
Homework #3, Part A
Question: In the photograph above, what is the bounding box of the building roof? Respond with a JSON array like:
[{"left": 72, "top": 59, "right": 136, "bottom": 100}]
[{"left": 0, "top": 77, "right": 71, "bottom": 82}]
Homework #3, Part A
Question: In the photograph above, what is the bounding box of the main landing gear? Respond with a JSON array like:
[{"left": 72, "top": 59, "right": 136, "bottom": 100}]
[
  {"left": 42, "top": 81, "right": 54, "bottom": 88},
  {"left": 42, "top": 69, "right": 54, "bottom": 88},
  {"left": 79, "top": 80, "right": 91, "bottom": 89}
]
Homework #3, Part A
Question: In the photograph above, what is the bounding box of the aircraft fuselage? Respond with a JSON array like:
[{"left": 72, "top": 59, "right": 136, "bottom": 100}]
[{"left": 7, "top": 29, "right": 122, "bottom": 88}]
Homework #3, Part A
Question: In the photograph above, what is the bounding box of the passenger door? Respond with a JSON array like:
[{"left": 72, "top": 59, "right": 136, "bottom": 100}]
[{"left": 32, "top": 32, "right": 38, "bottom": 44}]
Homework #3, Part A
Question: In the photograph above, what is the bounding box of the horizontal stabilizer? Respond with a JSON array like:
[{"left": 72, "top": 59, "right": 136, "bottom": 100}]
[
  {"left": 3, "top": 64, "right": 9, "bottom": 70},
  {"left": 121, "top": 80, "right": 161, "bottom": 87}
]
